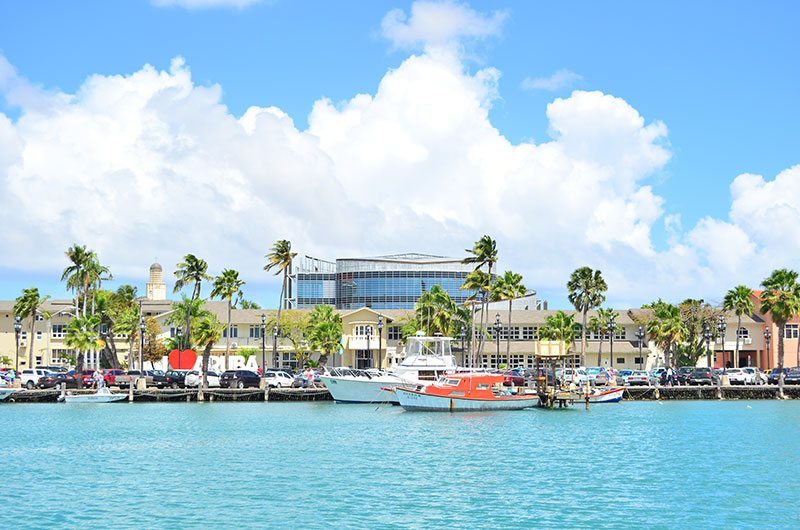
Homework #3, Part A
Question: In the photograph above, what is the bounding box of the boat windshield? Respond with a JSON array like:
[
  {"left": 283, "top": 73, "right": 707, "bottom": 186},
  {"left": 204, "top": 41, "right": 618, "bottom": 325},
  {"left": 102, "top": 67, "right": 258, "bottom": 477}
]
[
  {"left": 405, "top": 338, "right": 452, "bottom": 357},
  {"left": 327, "top": 368, "right": 389, "bottom": 379}
]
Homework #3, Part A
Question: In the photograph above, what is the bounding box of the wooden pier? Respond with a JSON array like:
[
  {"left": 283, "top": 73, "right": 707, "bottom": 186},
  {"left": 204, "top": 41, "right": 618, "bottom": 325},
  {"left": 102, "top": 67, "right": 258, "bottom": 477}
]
[{"left": 3, "top": 386, "right": 332, "bottom": 403}]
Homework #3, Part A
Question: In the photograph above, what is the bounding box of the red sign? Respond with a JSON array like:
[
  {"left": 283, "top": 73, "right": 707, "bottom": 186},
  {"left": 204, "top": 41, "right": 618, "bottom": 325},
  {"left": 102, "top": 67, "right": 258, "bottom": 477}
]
[{"left": 168, "top": 349, "right": 198, "bottom": 370}]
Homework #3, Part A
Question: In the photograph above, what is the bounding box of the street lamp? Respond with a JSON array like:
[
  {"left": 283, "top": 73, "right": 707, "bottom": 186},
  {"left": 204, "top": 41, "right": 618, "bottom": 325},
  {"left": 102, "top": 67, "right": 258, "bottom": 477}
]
[
  {"left": 260, "top": 314, "right": 266, "bottom": 377},
  {"left": 377, "top": 316, "right": 384, "bottom": 371},
  {"left": 635, "top": 325, "right": 645, "bottom": 371},
  {"left": 13, "top": 315, "right": 22, "bottom": 372},
  {"left": 272, "top": 324, "right": 279, "bottom": 369},
  {"left": 608, "top": 313, "right": 617, "bottom": 369},
  {"left": 717, "top": 315, "right": 727, "bottom": 372},
  {"left": 703, "top": 323, "right": 713, "bottom": 373},
  {"left": 176, "top": 327, "right": 183, "bottom": 370},
  {"left": 493, "top": 313, "right": 501, "bottom": 370},
  {"left": 139, "top": 318, "right": 146, "bottom": 372},
  {"left": 764, "top": 327, "right": 772, "bottom": 371},
  {"left": 366, "top": 325, "right": 373, "bottom": 369},
  {"left": 460, "top": 326, "right": 466, "bottom": 368}
]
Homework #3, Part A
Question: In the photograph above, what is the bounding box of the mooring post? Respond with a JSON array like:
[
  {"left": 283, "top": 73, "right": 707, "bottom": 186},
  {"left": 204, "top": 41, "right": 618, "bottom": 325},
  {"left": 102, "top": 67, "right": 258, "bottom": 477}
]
[
  {"left": 128, "top": 381, "right": 134, "bottom": 402},
  {"left": 264, "top": 387, "right": 269, "bottom": 402},
  {"left": 198, "top": 389, "right": 204, "bottom": 402}
]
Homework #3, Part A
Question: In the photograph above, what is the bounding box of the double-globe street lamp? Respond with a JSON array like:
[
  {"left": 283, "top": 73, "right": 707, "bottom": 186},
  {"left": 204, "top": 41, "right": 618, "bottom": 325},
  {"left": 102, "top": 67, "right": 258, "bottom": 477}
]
[
  {"left": 703, "top": 323, "right": 713, "bottom": 373},
  {"left": 366, "top": 325, "right": 373, "bottom": 369},
  {"left": 139, "top": 318, "right": 146, "bottom": 374},
  {"left": 377, "top": 316, "right": 384, "bottom": 371},
  {"left": 764, "top": 327, "right": 772, "bottom": 374},
  {"left": 608, "top": 313, "right": 617, "bottom": 369},
  {"left": 493, "top": 313, "right": 501, "bottom": 370},
  {"left": 260, "top": 314, "right": 266, "bottom": 377},
  {"left": 717, "top": 315, "right": 727, "bottom": 373},
  {"left": 14, "top": 315, "right": 22, "bottom": 372},
  {"left": 635, "top": 325, "right": 645, "bottom": 371}
]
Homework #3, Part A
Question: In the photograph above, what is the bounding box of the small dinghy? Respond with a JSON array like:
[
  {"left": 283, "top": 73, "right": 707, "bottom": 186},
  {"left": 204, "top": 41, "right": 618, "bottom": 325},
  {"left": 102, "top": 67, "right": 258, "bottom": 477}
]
[
  {"left": 585, "top": 386, "right": 624, "bottom": 403},
  {"left": 63, "top": 387, "right": 127, "bottom": 403}
]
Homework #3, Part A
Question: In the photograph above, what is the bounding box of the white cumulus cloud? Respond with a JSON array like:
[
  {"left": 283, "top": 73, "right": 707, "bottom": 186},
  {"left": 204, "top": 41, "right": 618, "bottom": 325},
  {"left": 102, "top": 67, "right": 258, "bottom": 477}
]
[{"left": 522, "top": 69, "right": 582, "bottom": 91}]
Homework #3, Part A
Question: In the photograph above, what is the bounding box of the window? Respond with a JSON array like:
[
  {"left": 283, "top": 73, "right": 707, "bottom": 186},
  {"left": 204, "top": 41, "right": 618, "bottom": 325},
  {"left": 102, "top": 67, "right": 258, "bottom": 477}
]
[
  {"left": 100, "top": 324, "right": 109, "bottom": 334},
  {"left": 35, "top": 314, "right": 44, "bottom": 321},
  {"left": 35, "top": 356, "right": 42, "bottom": 364},
  {"left": 521, "top": 326, "right": 537, "bottom": 340},
  {"left": 223, "top": 326, "right": 239, "bottom": 338},
  {"left": 614, "top": 329, "right": 626, "bottom": 340},
  {"left": 36, "top": 331, "right": 43, "bottom": 340},
  {"left": 737, "top": 327, "right": 749, "bottom": 339},
  {"left": 634, "top": 357, "right": 644, "bottom": 365},
  {"left": 249, "top": 326, "right": 263, "bottom": 339},
  {"left": 353, "top": 325, "right": 373, "bottom": 337},
  {"left": 617, "top": 357, "right": 625, "bottom": 364},
  {"left": 52, "top": 324, "right": 66, "bottom": 338},
  {"left": 388, "top": 326, "right": 401, "bottom": 341},
  {"left": 784, "top": 324, "right": 798, "bottom": 339}
]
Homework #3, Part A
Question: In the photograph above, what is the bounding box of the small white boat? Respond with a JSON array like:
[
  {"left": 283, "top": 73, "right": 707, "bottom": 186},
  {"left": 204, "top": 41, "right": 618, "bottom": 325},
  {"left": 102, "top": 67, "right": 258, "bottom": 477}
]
[
  {"left": 62, "top": 387, "right": 127, "bottom": 403},
  {"left": 586, "top": 387, "right": 624, "bottom": 403}
]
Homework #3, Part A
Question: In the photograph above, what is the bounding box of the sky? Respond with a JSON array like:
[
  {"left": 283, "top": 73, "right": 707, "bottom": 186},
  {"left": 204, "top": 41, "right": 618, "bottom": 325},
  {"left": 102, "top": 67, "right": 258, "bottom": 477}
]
[{"left": 0, "top": 0, "right": 798, "bottom": 309}]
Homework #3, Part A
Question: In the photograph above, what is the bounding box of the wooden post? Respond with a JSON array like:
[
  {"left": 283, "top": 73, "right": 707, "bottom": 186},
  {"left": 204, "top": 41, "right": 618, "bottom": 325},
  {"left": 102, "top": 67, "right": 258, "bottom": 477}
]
[
  {"left": 128, "top": 381, "right": 134, "bottom": 402},
  {"left": 264, "top": 387, "right": 269, "bottom": 402},
  {"left": 198, "top": 389, "right": 204, "bottom": 402}
]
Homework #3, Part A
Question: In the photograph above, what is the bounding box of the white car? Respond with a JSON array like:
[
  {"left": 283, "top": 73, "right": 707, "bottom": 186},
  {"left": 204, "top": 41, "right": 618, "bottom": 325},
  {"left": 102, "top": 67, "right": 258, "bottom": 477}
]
[
  {"left": 741, "top": 367, "right": 766, "bottom": 385},
  {"left": 20, "top": 368, "right": 53, "bottom": 389},
  {"left": 264, "top": 371, "right": 294, "bottom": 388},
  {"left": 184, "top": 370, "right": 221, "bottom": 388},
  {"left": 623, "top": 370, "right": 650, "bottom": 386},
  {"left": 725, "top": 368, "right": 748, "bottom": 385},
  {"left": 555, "top": 368, "right": 589, "bottom": 385}
]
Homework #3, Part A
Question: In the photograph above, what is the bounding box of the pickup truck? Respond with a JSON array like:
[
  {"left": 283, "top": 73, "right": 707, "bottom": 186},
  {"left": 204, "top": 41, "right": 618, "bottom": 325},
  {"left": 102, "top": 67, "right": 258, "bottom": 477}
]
[{"left": 115, "top": 370, "right": 162, "bottom": 388}]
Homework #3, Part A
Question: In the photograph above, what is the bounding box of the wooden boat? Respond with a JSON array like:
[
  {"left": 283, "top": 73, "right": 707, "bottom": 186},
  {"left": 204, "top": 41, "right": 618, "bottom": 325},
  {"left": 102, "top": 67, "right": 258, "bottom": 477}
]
[
  {"left": 62, "top": 387, "right": 127, "bottom": 403},
  {"left": 393, "top": 373, "right": 538, "bottom": 412},
  {"left": 586, "top": 386, "right": 624, "bottom": 403}
]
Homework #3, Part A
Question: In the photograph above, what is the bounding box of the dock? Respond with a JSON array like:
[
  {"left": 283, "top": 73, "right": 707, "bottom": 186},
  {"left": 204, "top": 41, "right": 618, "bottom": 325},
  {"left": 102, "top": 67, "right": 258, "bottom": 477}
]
[{"left": 3, "top": 387, "right": 333, "bottom": 403}]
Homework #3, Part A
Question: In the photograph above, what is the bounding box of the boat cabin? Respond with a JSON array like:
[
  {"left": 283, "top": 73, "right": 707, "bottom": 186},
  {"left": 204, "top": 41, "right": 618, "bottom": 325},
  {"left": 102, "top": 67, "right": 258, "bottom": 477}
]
[{"left": 421, "top": 373, "right": 514, "bottom": 399}]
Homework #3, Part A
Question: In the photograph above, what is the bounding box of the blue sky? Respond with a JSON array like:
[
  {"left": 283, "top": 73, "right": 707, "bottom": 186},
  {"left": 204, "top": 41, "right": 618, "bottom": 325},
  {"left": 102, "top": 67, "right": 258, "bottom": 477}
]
[{"left": 0, "top": 0, "right": 798, "bottom": 308}]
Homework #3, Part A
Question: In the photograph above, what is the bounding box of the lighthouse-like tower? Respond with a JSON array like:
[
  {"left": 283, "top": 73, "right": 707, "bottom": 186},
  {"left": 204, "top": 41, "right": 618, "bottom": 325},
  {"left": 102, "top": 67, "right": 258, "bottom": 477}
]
[{"left": 146, "top": 262, "right": 167, "bottom": 301}]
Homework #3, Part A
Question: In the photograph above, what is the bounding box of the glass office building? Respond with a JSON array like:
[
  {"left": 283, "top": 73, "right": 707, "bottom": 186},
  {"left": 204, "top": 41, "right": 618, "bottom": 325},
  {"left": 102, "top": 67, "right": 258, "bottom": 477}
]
[{"left": 292, "top": 253, "right": 477, "bottom": 310}]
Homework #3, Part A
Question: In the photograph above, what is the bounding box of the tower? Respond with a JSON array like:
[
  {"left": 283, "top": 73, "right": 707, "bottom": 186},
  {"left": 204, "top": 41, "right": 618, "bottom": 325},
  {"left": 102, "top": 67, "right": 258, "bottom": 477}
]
[{"left": 146, "top": 262, "right": 167, "bottom": 301}]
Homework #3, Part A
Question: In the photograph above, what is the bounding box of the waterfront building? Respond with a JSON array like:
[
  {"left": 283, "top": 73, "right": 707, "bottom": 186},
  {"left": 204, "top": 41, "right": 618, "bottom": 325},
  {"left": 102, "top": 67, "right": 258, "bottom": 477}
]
[{"left": 292, "top": 253, "right": 481, "bottom": 310}]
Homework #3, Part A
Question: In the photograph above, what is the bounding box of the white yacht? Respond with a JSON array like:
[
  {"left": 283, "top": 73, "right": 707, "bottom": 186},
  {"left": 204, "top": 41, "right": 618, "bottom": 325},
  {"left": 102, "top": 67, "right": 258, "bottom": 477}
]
[{"left": 320, "top": 334, "right": 458, "bottom": 404}]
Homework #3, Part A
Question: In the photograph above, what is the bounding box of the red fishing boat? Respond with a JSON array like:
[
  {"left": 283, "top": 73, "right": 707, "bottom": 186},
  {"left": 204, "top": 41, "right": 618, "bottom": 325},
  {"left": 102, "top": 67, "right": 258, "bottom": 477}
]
[{"left": 393, "top": 373, "right": 538, "bottom": 412}]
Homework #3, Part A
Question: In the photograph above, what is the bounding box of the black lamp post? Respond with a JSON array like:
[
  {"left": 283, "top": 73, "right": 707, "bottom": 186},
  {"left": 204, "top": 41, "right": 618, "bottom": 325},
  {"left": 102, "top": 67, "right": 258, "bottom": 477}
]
[
  {"left": 635, "top": 325, "right": 645, "bottom": 370},
  {"left": 272, "top": 324, "right": 279, "bottom": 369},
  {"left": 764, "top": 327, "right": 772, "bottom": 371},
  {"left": 13, "top": 315, "right": 22, "bottom": 372},
  {"left": 608, "top": 313, "right": 617, "bottom": 369},
  {"left": 493, "top": 313, "right": 501, "bottom": 369},
  {"left": 460, "top": 326, "right": 466, "bottom": 367},
  {"left": 176, "top": 327, "right": 183, "bottom": 370},
  {"left": 139, "top": 318, "right": 146, "bottom": 372},
  {"left": 703, "top": 323, "right": 712, "bottom": 373},
  {"left": 366, "top": 325, "right": 373, "bottom": 369},
  {"left": 260, "top": 314, "right": 266, "bottom": 377},
  {"left": 377, "top": 316, "right": 384, "bottom": 371},
  {"left": 717, "top": 315, "right": 727, "bottom": 372}
]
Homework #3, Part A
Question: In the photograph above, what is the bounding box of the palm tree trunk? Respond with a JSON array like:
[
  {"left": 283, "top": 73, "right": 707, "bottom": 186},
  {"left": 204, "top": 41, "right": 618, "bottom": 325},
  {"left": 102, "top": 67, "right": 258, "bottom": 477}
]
[
  {"left": 506, "top": 299, "right": 512, "bottom": 361},
  {"left": 274, "top": 274, "right": 287, "bottom": 366},
  {"left": 581, "top": 310, "right": 587, "bottom": 368},
  {"left": 28, "top": 315, "right": 36, "bottom": 368},
  {"left": 778, "top": 323, "right": 785, "bottom": 395},
  {"left": 597, "top": 337, "right": 603, "bottom": 367},
  {"left": 225, "top": 297, "right": 232, "bottom": 370},
  {"left": 202, "top": 343, "right": 212, "bottom": 390},
  {"left": 734, "top": 315, "right": 741, "bottom": 369}
]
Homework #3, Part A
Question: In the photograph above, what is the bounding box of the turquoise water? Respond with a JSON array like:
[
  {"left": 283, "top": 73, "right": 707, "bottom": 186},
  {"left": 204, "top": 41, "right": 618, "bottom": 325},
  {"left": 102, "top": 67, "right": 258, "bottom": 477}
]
[{"left": 2, "top": 401, "right": 799, "bottom": 529}]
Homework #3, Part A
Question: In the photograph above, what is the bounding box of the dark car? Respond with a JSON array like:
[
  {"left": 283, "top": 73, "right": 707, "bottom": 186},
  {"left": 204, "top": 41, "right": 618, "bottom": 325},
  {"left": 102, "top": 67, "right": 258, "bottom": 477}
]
[
  {"left": 165, "top": 370, "right": 189, "bottom": 389},
  {"left": 686, "top": 368, "right": 719, "bottom": 386},
  {"left": 502, "top": 369, "right": 525, "bottom": 387},
  {"left": 37, "top": 372, "right": 79, "bottom": 390},
  {"left": 785, "top": 369, "right": 800, "bottom": 385},
  {"left": 769, "top": 367, "right": 790, "bottom": 384},
  {"left": 676, "top": 367, "right": 694, "bottom": 385},
  {"left": 220, "top": 370, "right": 260, "bottom": 389}
]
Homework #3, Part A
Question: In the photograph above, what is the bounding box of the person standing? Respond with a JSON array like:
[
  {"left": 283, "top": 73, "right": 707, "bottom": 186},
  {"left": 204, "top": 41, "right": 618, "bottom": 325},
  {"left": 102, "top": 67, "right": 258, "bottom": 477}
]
[
  {"left": 666, "top": 365, "right": 674, "bottom": 387},
  {"left": 93, "top": 370, "right": 104, "bottom": 389}
]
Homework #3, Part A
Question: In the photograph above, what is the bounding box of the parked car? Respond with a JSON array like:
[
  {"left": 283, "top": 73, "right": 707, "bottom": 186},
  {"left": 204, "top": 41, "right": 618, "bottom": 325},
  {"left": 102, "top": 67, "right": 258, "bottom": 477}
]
[
  {"left": 725, "top": 368, "right": 749, "bottom": 385},
  {"left": 220, "top": 370, "right": 261, "bottom": 388},
  {"left": 785, "top": 369, "right": 800, "bottom": 385},
  {"left": 264, "top": 371, "right": 294, "bottom": 388},
  {"left": 768, "top": 368, "right": 790, "bottom": 384},
  {"left": 40, "top": 365, "right": 68, "bottom": 373},
  {"left": 650, "top": 367, "right": 667, "bottom": 385},
  {"left": 79, "top": 369, "right": 97, "bottom": 388},
  {"left": 267, "top": 367, "right": 297, "bottom": 377},
  {"left": 616, "top": 369, "right": 634, "bottom": 385},
  {"left": 503, "top": 369, "right": 526, "bottom": 386},
  {"left": 20, "top": 368, "right": 53, "bottom": 389},
  {"left": 585, "top": 367, "right": 609, "bottom": 386},
  {"left": 742, "top": 367, "right": 767, "bottom": 385},
  {"left": 686, "top": 368, "right": 719, "bottom": 386},
  {"left": 37, "top": 372, "right": 79, "bottom": 390},
  {"left": 623, "top": 370, "right": 650, "bottom": 386},
  {"left": 676, "top": 367, "right": 694, "bottom": 385},
  {"left": 165, "top": 370, "right": 190, "bottom": 388},
  {"left": 102, "top": 369, "right": 127, "bottom": 387},
  {"left": 184, "top": 371, "right": 221, "bottom": 388}
]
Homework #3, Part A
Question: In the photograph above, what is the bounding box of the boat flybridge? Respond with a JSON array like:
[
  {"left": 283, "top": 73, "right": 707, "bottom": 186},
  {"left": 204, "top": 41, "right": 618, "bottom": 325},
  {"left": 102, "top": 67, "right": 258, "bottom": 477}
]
[{"left": 320, "top": 333, "right": 458, "bottom": 404}]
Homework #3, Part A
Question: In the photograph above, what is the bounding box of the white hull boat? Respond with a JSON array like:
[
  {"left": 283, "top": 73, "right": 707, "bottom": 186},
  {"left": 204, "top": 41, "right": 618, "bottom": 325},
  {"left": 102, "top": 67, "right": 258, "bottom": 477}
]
[
  {"left": 320, "top": 373, "right": 405, "bottom": 404},
  {"left": 395, "top": 388, "right": 538, "bottom": 411},
  {"left": 0, "top": 387, "right": 19, "bottom": 401},
  {"left": 586, "top": 387, "right": 624, "bottom": 403},
  {"left": 63, "top": 387, "right": 127, "bottom": 403}
]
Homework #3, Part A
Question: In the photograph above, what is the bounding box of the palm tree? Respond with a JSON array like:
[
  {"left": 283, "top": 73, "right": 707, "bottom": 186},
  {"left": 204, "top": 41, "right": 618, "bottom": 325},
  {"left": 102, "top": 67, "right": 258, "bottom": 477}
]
[
  {"left": 491, "top": 271, "right": 527, "bottom": 360},
  {"left": 416, "top": 285, "right": 457, "bottom": 336},
  {"left": 193, "top": 315, "right": 224, "bottom": 390},
  {"left": 760, "top": 269, "right": 800, "bottom": 395},
  {"left": 722, "top": 285, "right": 754, "bottom": 369},
  {"left": 567, "top": 267, "right": 608, "bottom": 368},
  {"left": 462, "top": 236, "right": 497, "bottom": 361},
  {"left": 211, "top": 269, "right": 246, "bottom": 369},
  {"left": 307, "top": 305, "right": 343, "bottom": 365},
  {"left": 539, "top": 311, "right": 576, "bottom": 353},
  {"left": 173, "top": 254, "right": 211, "bottom": 349},
  {"left": 61, "top": 244, "right": 93, "bottom": 315},
  {"left": 587, "top": 308, "right": 619, "bottom": 366},
  {"left": 13, "top": 288, "right": 51, "bottom": 369},
  {"left": 645, "top": 300, "right": 686, "bottom": 367},
  {"left": 165, "top": 296, "right": 212, "bottom": 347},
  {"left": 65, "top": 314, "right": 100, "bottom": 372},
  {"left": 264, "top": 240, "right": 297, "bottom": 357}
]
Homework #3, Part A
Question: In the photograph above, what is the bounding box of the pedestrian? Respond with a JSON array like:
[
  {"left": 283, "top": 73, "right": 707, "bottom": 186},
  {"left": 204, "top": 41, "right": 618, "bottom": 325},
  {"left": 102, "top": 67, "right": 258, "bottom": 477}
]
[
  {"left": 305, "top": 367, "right": 315, "bottom": 388},
  {"left": 666, "top": 365, "right": 674, "bottom": 387},
  {"left": 93, "top": 370, "right": 104, "bottom": 389}
]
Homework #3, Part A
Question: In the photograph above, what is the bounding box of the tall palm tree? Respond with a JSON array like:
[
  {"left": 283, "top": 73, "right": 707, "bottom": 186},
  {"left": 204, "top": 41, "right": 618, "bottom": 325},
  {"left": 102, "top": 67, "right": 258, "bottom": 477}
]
[
  {"left": 539, "top": 311, "right": 576, "bottom": 353},
  {"left": 460, "top": 269, "right": 490, "bottom": 366},
  {"left": 264, "top": 240, "right": 297, "bottom": 354},
  {"left": 462, "top": 235, "right": 498, "bottom": 362},
  {"left": 588, "top": 308, "right": 619, "bottom": 367},
  {"left": 84, "top": 256, "right": 112, "bottom": 316},
  {"left": 65, "top": 314, "right": 100, "bottom": 372},
  {"left": 210, "top": 269, "right": 246, "bottom": 369},
  {"left": 173, "top": 254, "right": 211, "bottom": 349},
  {"left": 165, "top": 296, "right": 211, "bottom": 345},
  {"left": 645, "top": 301, "right": 686, "bottom": 367},
  {"left": 567, "top": 267, "right": 608, "bottom": 368},
  {"left": 61, "top": 244, "right": 93, "bottom": 315},
  {"left": 192, "top": 315, "right": 224, "bottom": 390},
  {"left": 416, "top": 285, "right": 457, "bottom": 336},
  {"left": 13, "top": 288, "right": 51, "bottom": 369},
  {"left": 760, "top": 269, "right": 800, "bottom": 395},
  {"left": 722, "top": 285, "right": 754, "bottom": 369},
  {"left": 491, "top": 271, "right": 527, "bottom": 360}
]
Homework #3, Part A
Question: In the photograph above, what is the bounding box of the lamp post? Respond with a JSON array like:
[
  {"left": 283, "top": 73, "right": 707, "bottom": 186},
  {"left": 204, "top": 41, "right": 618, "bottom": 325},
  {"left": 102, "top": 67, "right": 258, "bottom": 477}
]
[
  {"left": 717, "top": 315, "right": 727, "bottom": 372},
  {"left": 764, "top": 327, "right": 771, "bottom": 371},
  {"left": 493, "top": 313, "right": 501, "bottom": 370},
  {"left": 703, "top": 323, "right": 712, "bottom": 372},
  {"left": 272, "top": 324, "right": 279, "bottom": 369},
  {"left": 260, "top": 314, "right": 266, "bottom": 377},
  {"left": 460, "top": 326, "right": 466, "bottom": 367},
  {"left": 635, "top": 325, "right": 645, "bottom": 371},
  {"left": 14, "top": 315, "right": 22, "bottom": 372},
  {"left": 608, "top": 313, "right": 617, "bottom": 369},
  {"left": 176, "top": 327, "right": 183, "bottom": 370},
  {"left": 139, "top": 318, "right": 146, "bottom": 372},
  {"left": 377, "top": 316, "right": 384, "bottom": 371},
  {"left": 366, "top": 325, "right": 373, "bottom": 369}
]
